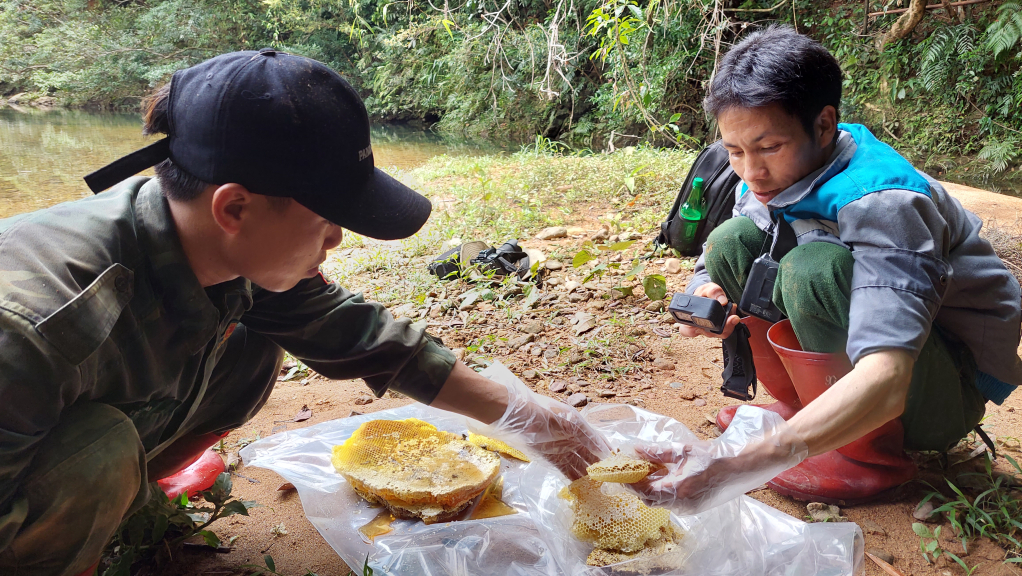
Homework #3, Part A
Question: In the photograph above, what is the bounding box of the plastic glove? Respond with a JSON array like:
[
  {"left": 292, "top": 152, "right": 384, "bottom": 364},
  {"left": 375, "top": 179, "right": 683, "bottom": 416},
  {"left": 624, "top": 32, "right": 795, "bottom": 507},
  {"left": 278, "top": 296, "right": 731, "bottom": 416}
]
[
  {"left": 472, "top": 368, "right": 611, "bottom": 480},
  {"left": 631, "top": 406, "right": 807, "bottom": 515}
]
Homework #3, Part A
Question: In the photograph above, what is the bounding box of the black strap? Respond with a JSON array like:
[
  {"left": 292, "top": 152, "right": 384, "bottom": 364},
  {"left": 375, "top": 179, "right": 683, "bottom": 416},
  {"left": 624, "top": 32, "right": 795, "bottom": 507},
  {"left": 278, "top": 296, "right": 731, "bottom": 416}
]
[
  {"left": 720, "top": 308, "right": 757, "bottom": 401},
  {"left": 973, "top": 425, "right": 998, "bottom": 460},
  {"left": 84, "top": 137, "right": 171, "bottom": 194},
  {"left": 770, "top": 213, "right": 798, "bottom": 261}
]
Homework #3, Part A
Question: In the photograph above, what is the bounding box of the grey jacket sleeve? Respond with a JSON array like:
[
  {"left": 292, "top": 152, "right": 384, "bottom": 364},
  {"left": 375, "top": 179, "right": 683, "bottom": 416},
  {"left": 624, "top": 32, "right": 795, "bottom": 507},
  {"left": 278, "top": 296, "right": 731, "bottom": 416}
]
[
  {"left": 838, "top": 189, "right": 952, "bottom": 364},
  {"left": 685, "top": 247, "right": 712, "bottom": 294}
]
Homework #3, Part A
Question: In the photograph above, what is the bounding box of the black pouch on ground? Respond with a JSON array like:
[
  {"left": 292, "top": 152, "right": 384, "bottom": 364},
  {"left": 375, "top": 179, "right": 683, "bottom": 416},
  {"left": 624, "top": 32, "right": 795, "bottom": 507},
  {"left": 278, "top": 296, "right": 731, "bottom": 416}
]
[
  {"left": 655, "top": 140, "right": 743, "bottom": 256},
  {"left": 428, "top": 240, "right": 531, "bottom": 280}
]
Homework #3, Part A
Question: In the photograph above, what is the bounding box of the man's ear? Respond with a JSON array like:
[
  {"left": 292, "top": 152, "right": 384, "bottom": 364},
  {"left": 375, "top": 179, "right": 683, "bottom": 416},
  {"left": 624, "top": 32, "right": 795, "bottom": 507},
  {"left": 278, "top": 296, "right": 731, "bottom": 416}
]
[
  {"left": 210, "top": 183, "right": 253, "bottom": 235},
  {"left": 815, "top": 105, "right": 838, "bottom": 149}
]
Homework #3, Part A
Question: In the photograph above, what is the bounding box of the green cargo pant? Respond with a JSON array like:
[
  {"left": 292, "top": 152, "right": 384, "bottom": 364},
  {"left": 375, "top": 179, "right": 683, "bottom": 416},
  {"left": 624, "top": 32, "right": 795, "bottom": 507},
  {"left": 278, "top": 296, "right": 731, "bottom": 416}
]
[
  {"left": 0, "top": 324, "right": 284, "bottom": 576},
  {"left": 703, "top": 216, "right": 987, "bottom": 452}
]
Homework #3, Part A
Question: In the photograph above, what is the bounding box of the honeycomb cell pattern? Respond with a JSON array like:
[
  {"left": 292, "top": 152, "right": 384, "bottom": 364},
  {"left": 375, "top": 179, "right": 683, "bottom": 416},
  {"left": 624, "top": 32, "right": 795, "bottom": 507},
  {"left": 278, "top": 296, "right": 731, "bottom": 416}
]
[
  {"left": 587, "top": 454, "right": 657, "bottom": 484},
  {"left": 560, "top": 476, "right": 671, "bottom": 554},
  {"left": 332, "top": 418, "right": 500, "bottom": 513},
  {"left": 466, "top": 432, "right": 531, "bottom": 462}
]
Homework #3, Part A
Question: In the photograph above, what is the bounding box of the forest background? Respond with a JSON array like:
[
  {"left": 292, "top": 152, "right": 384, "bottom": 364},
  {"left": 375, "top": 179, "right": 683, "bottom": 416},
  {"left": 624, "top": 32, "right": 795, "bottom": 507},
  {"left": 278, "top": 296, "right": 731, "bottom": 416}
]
[{"left": 1, "top": 0, "right": 1021, "bottom": 180}]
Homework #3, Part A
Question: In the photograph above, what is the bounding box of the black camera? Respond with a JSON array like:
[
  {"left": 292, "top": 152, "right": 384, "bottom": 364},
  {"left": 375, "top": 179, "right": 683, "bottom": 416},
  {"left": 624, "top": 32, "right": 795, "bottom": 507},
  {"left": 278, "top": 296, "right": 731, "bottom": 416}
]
[
  {"left": 738, "top": 254, "right": 783, "bottom": 322},
  {"left": 667, "top": 293, "right": 731, "bottom": 334}
]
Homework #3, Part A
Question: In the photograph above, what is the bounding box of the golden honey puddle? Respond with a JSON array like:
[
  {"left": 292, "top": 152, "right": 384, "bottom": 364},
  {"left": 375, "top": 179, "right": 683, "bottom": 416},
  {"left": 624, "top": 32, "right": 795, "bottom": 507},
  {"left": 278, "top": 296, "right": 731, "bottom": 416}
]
[
  {"left": 469, "top": 476, "right": 517, "bottom": 520},
  {"left": 357, "top": 509, "right": 396, "bottom": 543}
]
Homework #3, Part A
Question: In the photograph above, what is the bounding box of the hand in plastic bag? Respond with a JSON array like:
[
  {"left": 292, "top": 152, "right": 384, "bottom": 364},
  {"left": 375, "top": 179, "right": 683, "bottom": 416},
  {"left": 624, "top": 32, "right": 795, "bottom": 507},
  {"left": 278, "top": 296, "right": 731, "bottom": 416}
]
[
  {"left": 631, "top": 406, "right": 808, "bottom": 515},
  {"left": 474, "top": 373, "right": 611, "bottom": 480}
]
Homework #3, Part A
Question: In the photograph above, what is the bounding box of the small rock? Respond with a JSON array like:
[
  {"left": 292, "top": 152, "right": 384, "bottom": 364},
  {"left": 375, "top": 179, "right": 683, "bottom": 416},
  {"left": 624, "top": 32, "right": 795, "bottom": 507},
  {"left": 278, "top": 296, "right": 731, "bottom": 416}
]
[
  {"left": 347, "top": 410, "right": 364, "bottom": 418},
  {"left": 645, "top": 301, "right": 665, "bottom": 312},
  {"left": 546, "top": 277, "right": 563, "bottom": 286},
  {"left": 509, "top": 334, "right": 535, "bottom": 350},
  {"left": 652, "top": 358, "right": 676, "bottom": 371},
  {"left": 536, "top": 226, "right": 568, "bottom": 240},
  {"left": 576, "top": 380, "right": 592, "bottom": 388},
  {"left": 693, "top": 398, "right": 707, "bottom": 407},
  {"left": 568, "top": 349, "right": 586, "bottom": 364},
  {"left": 459, "top": 300, "right": 477, "bottom": 311},
  {"left": 669, "top": 382, "right": 685, "bottom": 389},
  {"left": 665, "top": 258, "right": 683, "bottom": 274},
  {"left": 568, "top": 293, "right": 586, "bottom": 303},
  {"left": 629, "top": 327, "right": 646, "bottom": 336},
  {"left": 597, "top": 389, "right": 617, "bottom": 398},
  {"left": 583, "top": 281, "right": 601, "bottom": 291},
  {"left": 590, "top": 228, "right": 610, "bottom": 241},
  {"left": 452, "top": 348, "right": 466, "bottom": 361},
  {"left": 543, "top": 348, "right": 558, "bottom": 359},
  {"left": 531, "top": 347, "right": 543, "bottom": 357},
  {"left": 866, "top": 548, "right": 895, "bottom": 565},
  {"left": 913, "top": 500, "right": 938, "bottom": 521},
  {"left": 522, "top": 320, "right": 544, "bottom": 334},
  {"left": 441, "top": 237, "right": 463, "bottom": 252},
  {"left": 567, "top": 383, "right": 580, "bottom": 393},
  {"left": 567, "top": 393, "right": 589, "bottom": 408},
  {"left": 623, "top": 231, "right": 642, "bottom": 241},
  {"left": 523, "top": 369, "right": 539, "bottom": 380},
  {"left": 354, "top": 395, "right": 374, "bottom": 405},
  {"left": 860, "top": 519, "right": 886, "bottom": 536},
  {"left": 545, "top": 260, "right": 564, "bottom": 270},
  {"left": 609, "top": 234, "right": 620, "bottom": 242},
  {"left": 609, "top": 287, "right": 629, "bottom": 299},
  {"left": 807, "top": 502, "right": 847, "bottom": 523},
  {"left": 549, "top": 380, "right": 568, "bottom": 393},
  {"left": 564, "top": 280, "right": 581, "bottom": 292}
]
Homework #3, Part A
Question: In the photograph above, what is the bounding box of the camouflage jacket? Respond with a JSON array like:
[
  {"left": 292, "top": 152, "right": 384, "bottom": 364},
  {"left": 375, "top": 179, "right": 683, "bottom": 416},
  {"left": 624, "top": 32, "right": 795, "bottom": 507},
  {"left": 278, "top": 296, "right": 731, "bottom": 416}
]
[{"left": 0, "top": 177, "right": 455, "bottom": 510}]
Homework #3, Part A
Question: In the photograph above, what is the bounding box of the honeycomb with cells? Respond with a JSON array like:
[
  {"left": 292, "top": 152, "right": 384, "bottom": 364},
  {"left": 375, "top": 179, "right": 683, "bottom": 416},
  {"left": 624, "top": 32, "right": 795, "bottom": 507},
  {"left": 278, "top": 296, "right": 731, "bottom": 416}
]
[
  {"left": 587, "top": 454, "right": 656, "bottom": 483},
  {"left": 331, "top": 418, "right": 500, "bottom": 510},
  {"left": 559, "top": 476, "right": 671, "bottom": 554},
  {"left": 466, "top": 432, "right": 531, "bottom": 462}
]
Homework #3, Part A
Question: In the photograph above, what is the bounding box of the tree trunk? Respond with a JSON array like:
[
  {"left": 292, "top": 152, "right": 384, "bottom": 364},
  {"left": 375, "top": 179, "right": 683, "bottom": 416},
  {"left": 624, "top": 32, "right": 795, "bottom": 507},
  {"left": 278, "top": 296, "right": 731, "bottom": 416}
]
[{"left": 877, "top": 0, "right": 927, "bottom": 49}]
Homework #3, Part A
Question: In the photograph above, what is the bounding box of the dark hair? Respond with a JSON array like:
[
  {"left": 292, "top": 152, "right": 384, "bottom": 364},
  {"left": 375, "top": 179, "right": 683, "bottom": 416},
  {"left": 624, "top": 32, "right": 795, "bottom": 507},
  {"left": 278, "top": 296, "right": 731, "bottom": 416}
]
[
  {"left": 142, "top": 83, "right": 291, "bottom": 210},
  {"left": 703, "top": 25, "right": 843, "bottom": 141}
]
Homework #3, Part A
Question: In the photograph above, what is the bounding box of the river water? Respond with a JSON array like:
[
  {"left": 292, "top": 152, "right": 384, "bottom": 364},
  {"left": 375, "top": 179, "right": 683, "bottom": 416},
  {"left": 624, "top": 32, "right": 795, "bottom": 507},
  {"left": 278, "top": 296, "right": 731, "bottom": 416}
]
[{"left": 0, "top": 108, "right": 494, "bottom": 219}]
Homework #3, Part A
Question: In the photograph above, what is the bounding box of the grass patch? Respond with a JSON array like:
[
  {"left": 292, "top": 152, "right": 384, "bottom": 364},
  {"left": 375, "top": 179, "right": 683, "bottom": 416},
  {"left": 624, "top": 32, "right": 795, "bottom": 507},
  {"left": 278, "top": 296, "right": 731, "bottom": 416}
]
[{"left": 323, "top": 146, "right": 694, "bottom": 305}]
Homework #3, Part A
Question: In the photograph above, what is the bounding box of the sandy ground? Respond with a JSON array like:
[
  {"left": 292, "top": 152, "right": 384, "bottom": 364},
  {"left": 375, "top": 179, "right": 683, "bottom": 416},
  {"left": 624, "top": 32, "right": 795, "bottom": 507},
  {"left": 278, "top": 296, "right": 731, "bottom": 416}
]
[{"left": 151, "top": 183, "right": 1022, "bottom": 576}]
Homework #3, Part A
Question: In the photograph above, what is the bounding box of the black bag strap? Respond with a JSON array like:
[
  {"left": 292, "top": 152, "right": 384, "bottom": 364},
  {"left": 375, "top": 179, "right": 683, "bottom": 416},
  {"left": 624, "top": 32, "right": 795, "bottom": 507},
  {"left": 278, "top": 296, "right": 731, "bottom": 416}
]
[{"left": 721, "top": 318, "right": 757, "bottom": 401}]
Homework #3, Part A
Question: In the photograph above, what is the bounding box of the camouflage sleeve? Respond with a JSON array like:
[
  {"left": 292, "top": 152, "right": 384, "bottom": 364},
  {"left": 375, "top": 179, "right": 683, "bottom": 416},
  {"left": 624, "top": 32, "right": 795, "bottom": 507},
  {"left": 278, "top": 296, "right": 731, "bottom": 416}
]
[
  {"left": 241, "top": 274, "right": 456, "bottom": 404},
  {"left": 0, "top": 308, "right": 82, "bottom": 547}
]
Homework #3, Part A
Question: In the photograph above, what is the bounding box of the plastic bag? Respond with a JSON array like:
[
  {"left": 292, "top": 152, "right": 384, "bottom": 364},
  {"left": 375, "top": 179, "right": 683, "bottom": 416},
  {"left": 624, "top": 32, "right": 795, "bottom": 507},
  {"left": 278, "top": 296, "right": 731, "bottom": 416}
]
[{"left": 241, "top": 362, "right": 863, "bottom": 575}]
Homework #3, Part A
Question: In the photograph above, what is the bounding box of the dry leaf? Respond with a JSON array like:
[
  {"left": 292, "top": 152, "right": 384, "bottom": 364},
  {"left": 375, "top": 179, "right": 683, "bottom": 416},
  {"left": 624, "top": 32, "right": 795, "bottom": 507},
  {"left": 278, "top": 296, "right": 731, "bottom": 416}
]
[
  {"left": 277, "top": 482, "right": 296, "bottom": 491},
  {"left": 294, "top": 405, "right": 312, "bottom": 422},
  {"left": 865, "top": 552, "right": 905, "bottom": 576},
  {"left": 573, "top": 312, "right": 596, "bottom": 335}
]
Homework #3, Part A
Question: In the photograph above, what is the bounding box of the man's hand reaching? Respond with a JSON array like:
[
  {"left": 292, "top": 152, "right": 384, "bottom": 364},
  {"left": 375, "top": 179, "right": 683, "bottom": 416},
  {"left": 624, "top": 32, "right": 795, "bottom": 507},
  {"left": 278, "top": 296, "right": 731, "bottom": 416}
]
[{"left": 676, "top": 282, "right": 741, "bottom": 339}]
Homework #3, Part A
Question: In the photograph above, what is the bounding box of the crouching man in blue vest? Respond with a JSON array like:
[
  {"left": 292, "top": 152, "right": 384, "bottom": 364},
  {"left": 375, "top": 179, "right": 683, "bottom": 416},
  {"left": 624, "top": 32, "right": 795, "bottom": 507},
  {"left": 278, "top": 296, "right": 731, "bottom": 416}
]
[{"left": 636, "top": 25, "right": 1020, "bottom": 508}]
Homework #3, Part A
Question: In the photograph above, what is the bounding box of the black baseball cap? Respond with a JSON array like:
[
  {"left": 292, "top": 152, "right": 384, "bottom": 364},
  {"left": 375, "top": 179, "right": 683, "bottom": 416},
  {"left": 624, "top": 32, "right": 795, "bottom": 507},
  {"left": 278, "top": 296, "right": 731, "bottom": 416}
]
[{"left": 84, "top": 49, "right": 432, "bottom": 240}]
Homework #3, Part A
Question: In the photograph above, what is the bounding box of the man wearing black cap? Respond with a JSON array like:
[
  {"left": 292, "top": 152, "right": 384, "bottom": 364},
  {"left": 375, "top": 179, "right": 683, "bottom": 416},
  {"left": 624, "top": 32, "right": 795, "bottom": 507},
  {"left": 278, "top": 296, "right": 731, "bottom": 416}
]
[{"left": 0, "top": 50, "right": 608, "bottom": 576}]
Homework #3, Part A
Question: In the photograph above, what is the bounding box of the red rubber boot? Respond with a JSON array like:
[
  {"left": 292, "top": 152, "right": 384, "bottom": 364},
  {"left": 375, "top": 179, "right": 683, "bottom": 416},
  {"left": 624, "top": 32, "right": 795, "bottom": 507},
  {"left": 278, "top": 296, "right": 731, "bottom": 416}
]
[
  {"left": 73, "top": 561, "right": 100, "bottom": 576},
  {"left": 152, "top": 431, "right": 229, "bottom": 500},
  {"left": 716, "top": 316, "right": 804, "bottom": 431},
  {"left": 764, "top": 320, "right": 916, "bottom": 505}
]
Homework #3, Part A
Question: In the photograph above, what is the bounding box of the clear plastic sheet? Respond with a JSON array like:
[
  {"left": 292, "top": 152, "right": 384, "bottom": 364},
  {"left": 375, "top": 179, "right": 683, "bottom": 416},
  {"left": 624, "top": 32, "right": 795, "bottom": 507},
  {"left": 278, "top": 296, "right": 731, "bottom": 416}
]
[{"left": 241, "top": 363, "right": 864, "bottom": 575}]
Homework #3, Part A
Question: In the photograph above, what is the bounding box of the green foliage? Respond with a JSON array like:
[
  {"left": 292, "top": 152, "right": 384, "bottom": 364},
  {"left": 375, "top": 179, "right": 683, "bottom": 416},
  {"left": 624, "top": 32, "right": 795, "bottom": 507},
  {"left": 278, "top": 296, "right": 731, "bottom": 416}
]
[
  {"left": 912, "top": 523, "right": 975, "bottom": 573},
  {"left": 2, "top": 0, "right": 1021, "bottom": 172},
  {"left": 571, "top": 239, "right": 665, "bottom": 300},
  {"left": 986, "top": 2, "right": 1022, "bottom": 59},
  {"left": 979, "top": 137, "right": 1022, "bottom": 173},
  {"left": 242, "top": 553, "right": 323, "bottom": 575},
  {"left": 920, "top": 453, "right": 1022, "bottom": 558},
  {"left": 101, "top": 473, "right": 258, "bottom": 576}
]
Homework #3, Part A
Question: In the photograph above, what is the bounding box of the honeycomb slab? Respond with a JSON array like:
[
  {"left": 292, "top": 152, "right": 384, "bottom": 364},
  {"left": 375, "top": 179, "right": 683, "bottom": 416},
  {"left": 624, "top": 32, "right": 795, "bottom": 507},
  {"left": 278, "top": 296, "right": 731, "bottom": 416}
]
[
  {"left": 587, "top": 454, "right": 657, "bottom": 484},
  {"left": 560, "top": 476, "right": 671, "bottom": 554},
  {"left": 466, "top": 432, "right": 531, "bottom": 462},
  {"left": 332, "top": 418, "right": 500, "bottom": 523}
]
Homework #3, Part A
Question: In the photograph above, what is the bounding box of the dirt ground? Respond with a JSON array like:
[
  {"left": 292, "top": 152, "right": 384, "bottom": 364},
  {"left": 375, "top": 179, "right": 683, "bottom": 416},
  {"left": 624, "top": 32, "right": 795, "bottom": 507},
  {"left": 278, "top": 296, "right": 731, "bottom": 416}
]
[{"left": 153, "top": 183, "right": 1022, "bottom": 576}]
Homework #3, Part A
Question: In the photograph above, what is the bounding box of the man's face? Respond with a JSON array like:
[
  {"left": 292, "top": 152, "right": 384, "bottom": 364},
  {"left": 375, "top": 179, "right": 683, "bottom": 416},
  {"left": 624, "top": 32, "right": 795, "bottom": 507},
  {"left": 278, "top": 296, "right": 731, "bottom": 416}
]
[
  {"left": 233, "top": 197, "right": 344, "bottom": 292},
  {"left": 717, "top": 103, "right": 834, "bottom": 206}
]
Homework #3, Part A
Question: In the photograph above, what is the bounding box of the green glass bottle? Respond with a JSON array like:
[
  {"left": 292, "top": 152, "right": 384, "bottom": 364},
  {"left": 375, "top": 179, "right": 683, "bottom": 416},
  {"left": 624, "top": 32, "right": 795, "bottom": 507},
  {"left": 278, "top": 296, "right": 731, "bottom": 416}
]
[{"left": 677, "top": 177, "right": 706, "bottom": 252}]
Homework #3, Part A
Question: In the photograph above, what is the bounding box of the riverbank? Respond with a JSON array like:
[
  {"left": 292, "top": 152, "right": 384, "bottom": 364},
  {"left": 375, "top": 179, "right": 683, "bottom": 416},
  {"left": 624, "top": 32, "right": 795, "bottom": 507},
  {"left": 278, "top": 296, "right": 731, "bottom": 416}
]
[{"left": 129, "top": 152, "right": 1022, "bottom": 576}]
